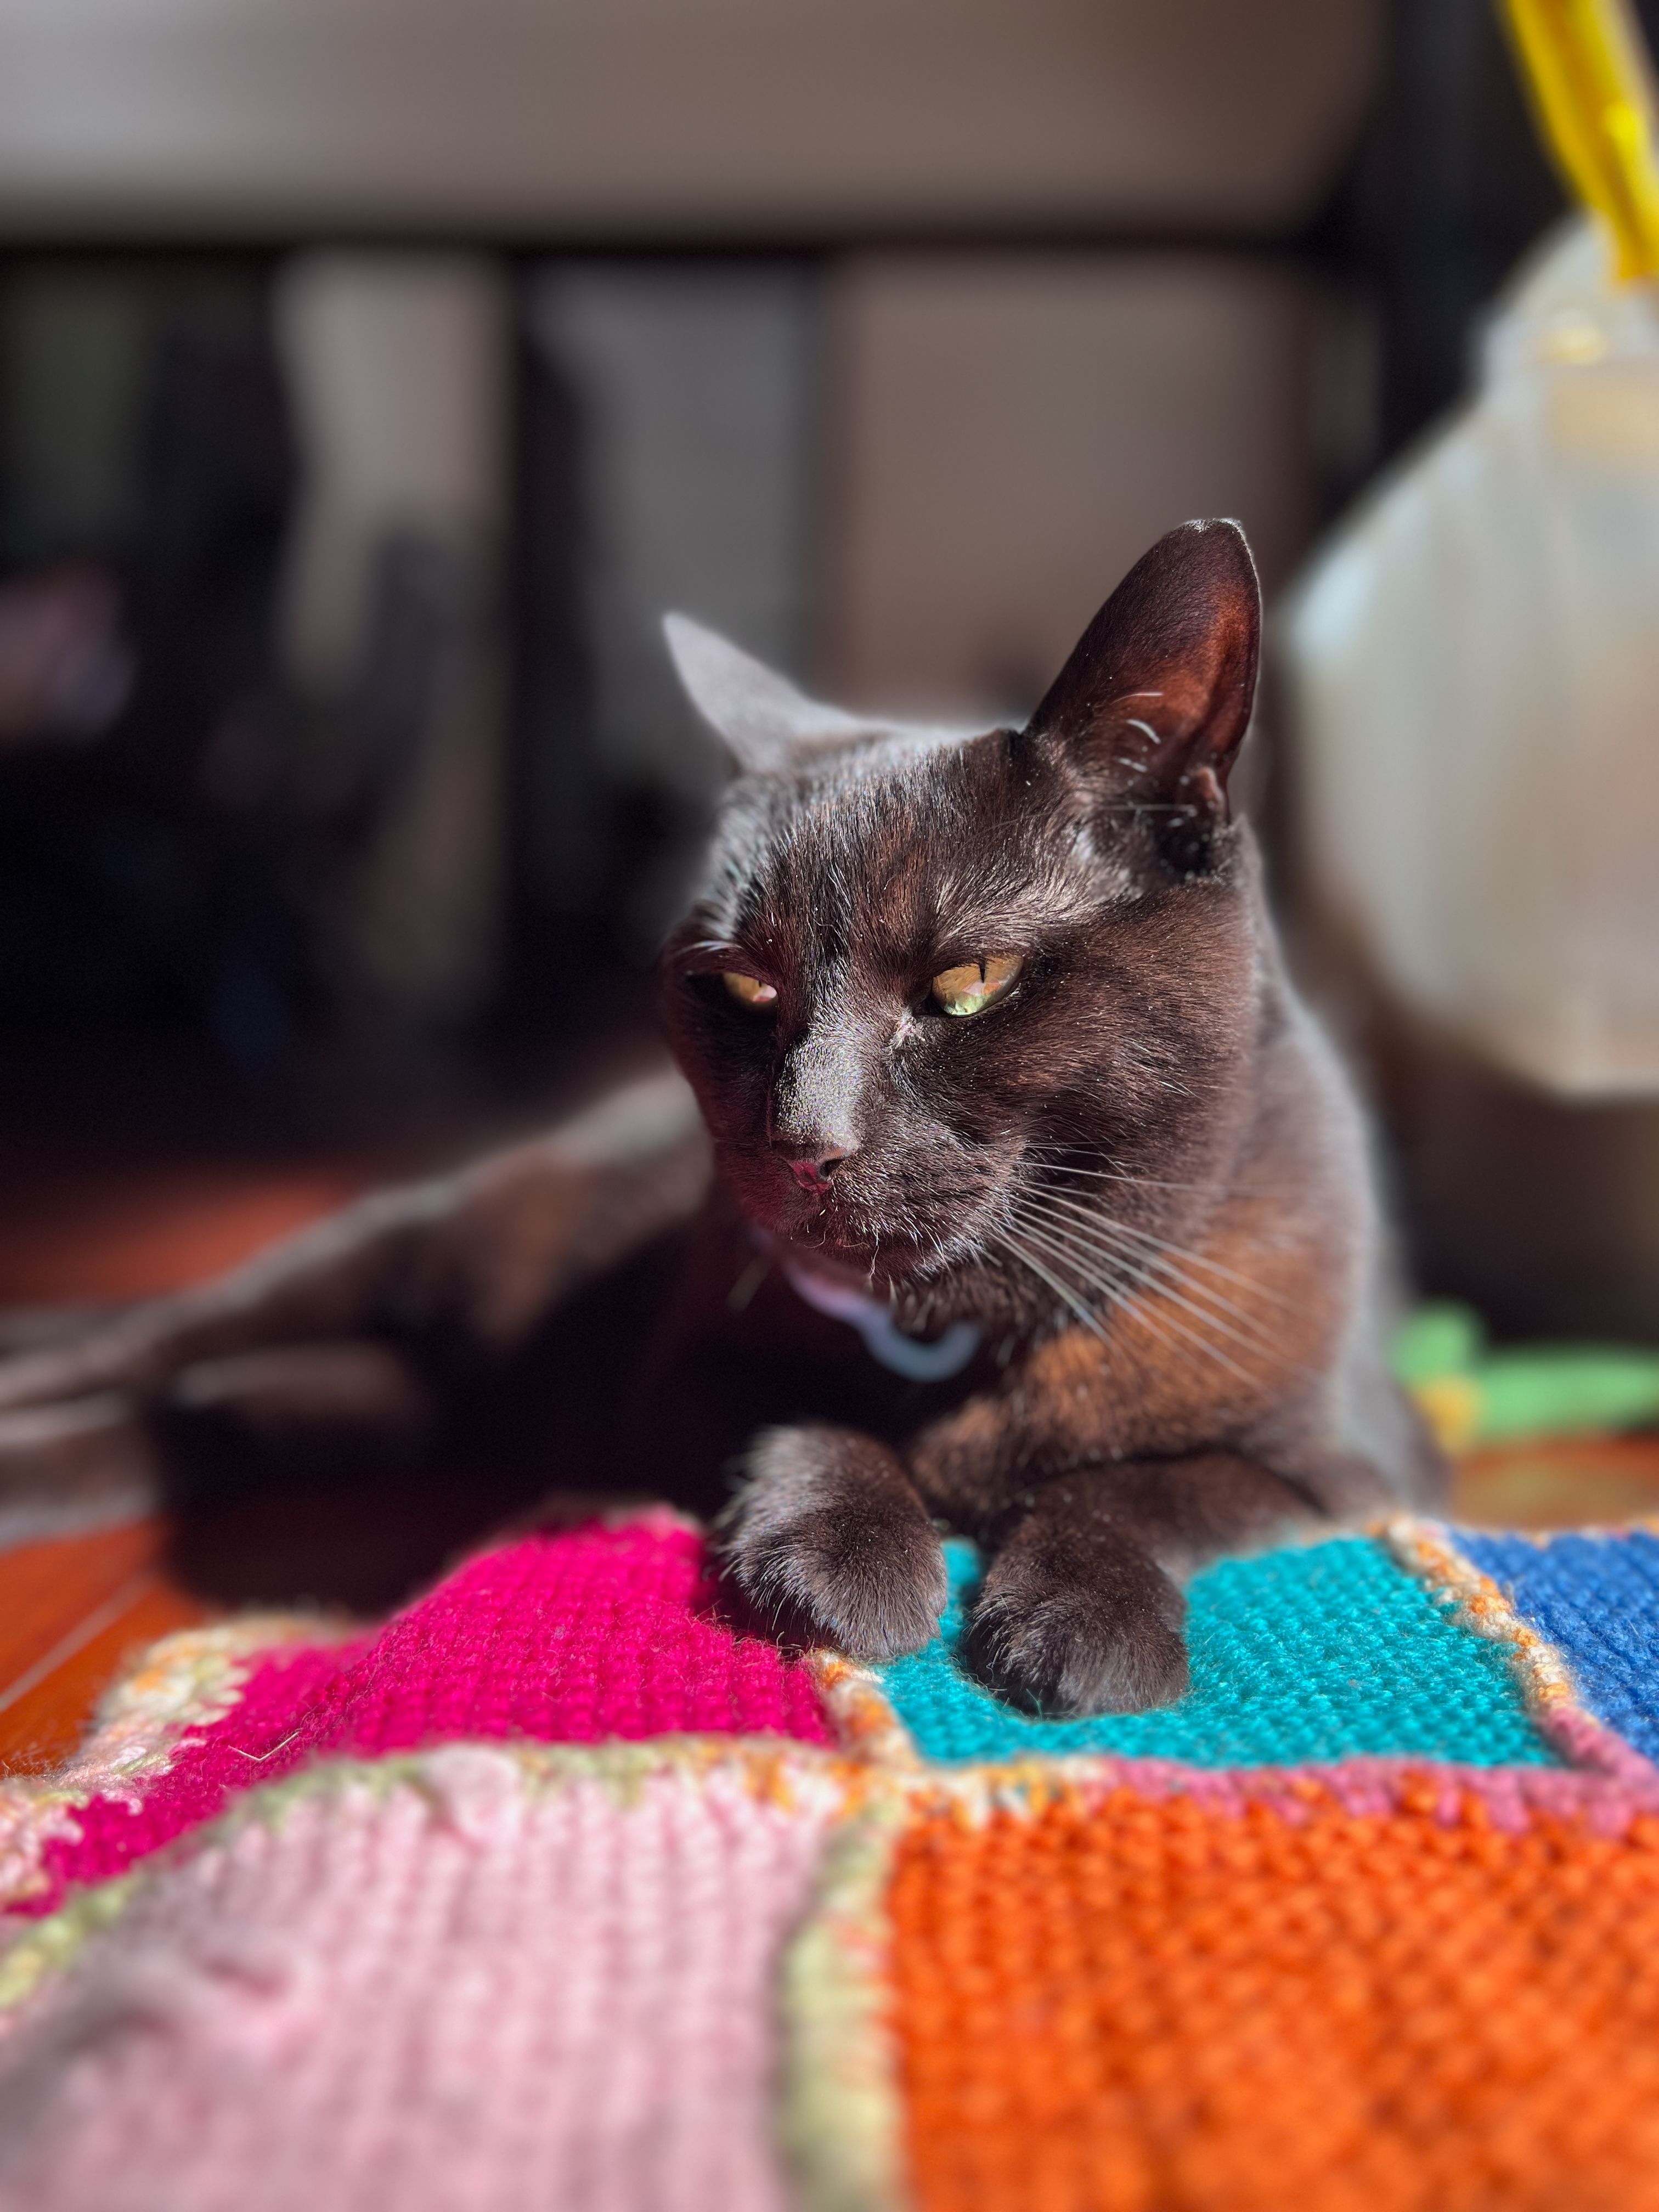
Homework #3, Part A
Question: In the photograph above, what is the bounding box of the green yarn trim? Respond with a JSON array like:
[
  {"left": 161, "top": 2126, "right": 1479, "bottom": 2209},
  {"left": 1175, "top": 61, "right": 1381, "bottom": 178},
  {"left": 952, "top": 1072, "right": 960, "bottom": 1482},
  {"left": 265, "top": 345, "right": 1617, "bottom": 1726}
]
[
  {"left": 777, "top": 1787, "right": 911, "bottom": 2212},
  {"left": 0, "top": 1873, "right": 139, "bottom": 2013}
]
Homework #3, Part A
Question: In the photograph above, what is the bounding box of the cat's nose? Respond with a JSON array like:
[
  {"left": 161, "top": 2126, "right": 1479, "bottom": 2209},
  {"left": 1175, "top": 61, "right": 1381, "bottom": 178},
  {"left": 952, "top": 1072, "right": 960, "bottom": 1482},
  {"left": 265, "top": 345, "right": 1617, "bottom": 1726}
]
[{"left": 780, "top": 1143, "right": 850, "bottom": 1192}]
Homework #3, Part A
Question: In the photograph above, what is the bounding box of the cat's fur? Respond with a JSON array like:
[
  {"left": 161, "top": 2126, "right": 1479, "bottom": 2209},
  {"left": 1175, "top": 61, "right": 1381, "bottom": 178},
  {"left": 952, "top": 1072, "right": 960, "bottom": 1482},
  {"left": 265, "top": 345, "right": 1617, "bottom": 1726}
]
[{"left": 0, "top": 521, "right": 1442, "bottom": 1713}]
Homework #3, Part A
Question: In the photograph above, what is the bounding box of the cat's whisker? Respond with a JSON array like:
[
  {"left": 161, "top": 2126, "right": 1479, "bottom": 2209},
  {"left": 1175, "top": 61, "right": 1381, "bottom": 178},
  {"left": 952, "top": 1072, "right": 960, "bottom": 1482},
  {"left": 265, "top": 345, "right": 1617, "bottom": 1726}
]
[
  {"left": 1030, "top": 1151, "right": 1296, "bottom": 1201},
  {"left": 988, "top": 1230, "right": 1111, "bottom": 1348},
  {"left": 1013, "top": 1198, "right": 1309, "bottom": 1383},
  {"left": 1040, "top": 1164, "right": 1294, "bottom": 1200},
  {"left": 1063, "top": 1214, "right": 1324, "bottom": 1365},
  {"left": 1007, "top": 1229, "right": 1242, "bottom": 1394},
  {"left": 1006, "top": 1214, "right": 1232, "bottom": 1389},
  {"left": 1007, "top": 1209, "right": 1257, "bottom": 1387},
  {"left": 1023, "top": 1176, "right": 1310, "bottom": 1317},
  {"left": 1010, "top": 1199, "right": 1274, "bottom": 1380},
  {"left": 1017, "top": 1189, "right": 1306, "bottom": 1345},
  {"left": 1043, "top": 1258, "right": 1199, "bottom": 1378},
  {"left": 1083, "top": 1211, "right": 1310, "bottom": 1318}
]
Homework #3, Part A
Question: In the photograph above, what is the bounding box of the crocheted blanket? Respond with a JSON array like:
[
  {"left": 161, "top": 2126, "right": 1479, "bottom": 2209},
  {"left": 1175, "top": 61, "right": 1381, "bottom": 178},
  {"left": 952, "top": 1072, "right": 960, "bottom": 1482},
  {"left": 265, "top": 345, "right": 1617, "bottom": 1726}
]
[{"left": 3, "top": 1509, "right": 1658, "bottom": 2211}]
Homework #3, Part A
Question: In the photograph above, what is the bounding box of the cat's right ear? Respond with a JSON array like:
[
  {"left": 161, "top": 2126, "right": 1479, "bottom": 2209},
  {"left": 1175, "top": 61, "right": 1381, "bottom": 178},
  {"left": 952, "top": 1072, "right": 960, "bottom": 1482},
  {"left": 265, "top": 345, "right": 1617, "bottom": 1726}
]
[
  {"left": 663, "top": 614, "right": 869, "bottom": 776},
  {"left": 1023, "top": 520, "right": 1261, "bottom": 866}
]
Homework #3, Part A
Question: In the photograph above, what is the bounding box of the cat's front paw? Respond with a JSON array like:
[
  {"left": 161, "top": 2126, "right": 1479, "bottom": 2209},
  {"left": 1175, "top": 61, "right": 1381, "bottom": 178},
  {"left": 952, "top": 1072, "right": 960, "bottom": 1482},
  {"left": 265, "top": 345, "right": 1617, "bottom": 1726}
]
[
  {"left": 964, "top": 1542, "right": 1189, "bottom": 1717},
  {"left": 720, "top": 1425, "right": 947, "bottom": 1661}
]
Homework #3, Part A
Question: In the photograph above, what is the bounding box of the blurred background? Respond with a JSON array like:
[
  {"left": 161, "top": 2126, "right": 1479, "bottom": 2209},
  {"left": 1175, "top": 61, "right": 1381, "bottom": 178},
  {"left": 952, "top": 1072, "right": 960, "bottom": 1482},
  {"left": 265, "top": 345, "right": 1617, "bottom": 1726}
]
[{"left": 0, "top": 0, "right": 1656, "bottom": 1361}]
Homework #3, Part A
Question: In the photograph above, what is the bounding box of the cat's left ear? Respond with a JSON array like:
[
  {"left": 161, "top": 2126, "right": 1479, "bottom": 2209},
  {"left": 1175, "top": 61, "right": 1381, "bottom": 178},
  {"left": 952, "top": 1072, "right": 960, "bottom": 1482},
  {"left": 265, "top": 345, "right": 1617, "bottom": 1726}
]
[
  {"left": 1024, "top": 519, "right": 1260, "bottom": 862},
  {"left": 663, "top": 613, "right": 871, "bottom": 776}
]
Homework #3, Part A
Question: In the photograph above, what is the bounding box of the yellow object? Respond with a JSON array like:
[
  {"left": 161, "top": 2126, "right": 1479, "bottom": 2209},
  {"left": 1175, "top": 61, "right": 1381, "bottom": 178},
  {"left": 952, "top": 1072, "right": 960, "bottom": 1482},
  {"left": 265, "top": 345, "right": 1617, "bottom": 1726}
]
[
  {"left": 1410, "top": 1374, "right": 1485, "bottom": 1457},
  {"left": 1500, "top": 0, "right": 1659, "bottom": 280}
]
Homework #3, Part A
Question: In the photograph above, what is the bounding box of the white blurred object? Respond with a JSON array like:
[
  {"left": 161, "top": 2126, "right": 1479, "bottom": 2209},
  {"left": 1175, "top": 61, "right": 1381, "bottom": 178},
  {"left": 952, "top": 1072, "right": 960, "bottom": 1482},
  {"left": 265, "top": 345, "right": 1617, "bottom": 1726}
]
[
  {"left": 275, "top": 252, "right": 511, "bottom": 1030},
  {"left": 529, "top": 266, "right": 812, "bottom": 806},
  {"left": 1284, "top": 217, "right": 1659, "bottom": 1097},
  {"left": 277, "top": 254, "right": 508, "bottom": 692}
]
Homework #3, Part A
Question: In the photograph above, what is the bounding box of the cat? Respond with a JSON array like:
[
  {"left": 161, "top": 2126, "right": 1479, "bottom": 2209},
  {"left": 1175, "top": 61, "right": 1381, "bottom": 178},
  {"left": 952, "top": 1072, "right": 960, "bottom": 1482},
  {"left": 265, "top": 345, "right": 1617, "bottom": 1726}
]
[{"left": 0, "top": 520, "right": 1442, "bottom": 1713}]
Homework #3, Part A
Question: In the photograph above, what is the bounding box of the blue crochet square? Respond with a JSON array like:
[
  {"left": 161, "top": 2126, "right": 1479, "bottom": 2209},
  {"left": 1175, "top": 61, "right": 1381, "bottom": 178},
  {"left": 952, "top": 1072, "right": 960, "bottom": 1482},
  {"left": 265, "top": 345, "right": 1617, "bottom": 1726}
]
[
  {"left": 874, "top": 1534, "right": 1561, "bottom": 1768},
  {"left": 1461, "top": 1529, "right": 1659, "bottom": 1764}
]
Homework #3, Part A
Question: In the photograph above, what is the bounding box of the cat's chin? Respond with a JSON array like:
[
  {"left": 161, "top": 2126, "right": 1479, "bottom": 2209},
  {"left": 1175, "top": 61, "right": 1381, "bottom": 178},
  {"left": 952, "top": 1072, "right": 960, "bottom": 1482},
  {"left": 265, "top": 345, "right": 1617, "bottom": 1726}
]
[
  {"left": 771, "top": 1222, "right": 974, "bottom": 1293},
  {"left": 775, "top": 1227, "right": 916, "bottom": 1283}
]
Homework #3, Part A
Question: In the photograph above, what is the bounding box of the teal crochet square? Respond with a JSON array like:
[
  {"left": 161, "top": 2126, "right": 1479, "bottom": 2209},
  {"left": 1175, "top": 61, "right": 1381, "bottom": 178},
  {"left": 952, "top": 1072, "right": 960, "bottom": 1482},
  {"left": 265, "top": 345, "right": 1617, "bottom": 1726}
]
[{"left": 874, "top": 1535, "right": 1561, "bottom": 1768}]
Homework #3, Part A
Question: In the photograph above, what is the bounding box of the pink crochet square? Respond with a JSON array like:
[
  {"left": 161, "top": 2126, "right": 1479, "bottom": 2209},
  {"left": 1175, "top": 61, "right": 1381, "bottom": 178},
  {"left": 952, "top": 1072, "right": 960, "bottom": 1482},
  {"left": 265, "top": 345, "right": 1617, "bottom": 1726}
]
[{"left": 0, "top": 1748, "right": 836, "bottom": 2212}]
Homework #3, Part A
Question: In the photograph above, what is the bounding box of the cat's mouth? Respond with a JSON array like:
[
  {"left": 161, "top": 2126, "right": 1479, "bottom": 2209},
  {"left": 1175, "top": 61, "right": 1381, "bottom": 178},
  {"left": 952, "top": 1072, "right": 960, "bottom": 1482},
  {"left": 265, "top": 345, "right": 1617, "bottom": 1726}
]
[
  {"left": 789, "top": 1221, "right": 926, "bottom": 1277},
  {"left": 723, "top": 1138, "right": 1014, "bottom": 1285},
  {"left": 771, "top": 1195, "right": 986, "bottom": 1286}
]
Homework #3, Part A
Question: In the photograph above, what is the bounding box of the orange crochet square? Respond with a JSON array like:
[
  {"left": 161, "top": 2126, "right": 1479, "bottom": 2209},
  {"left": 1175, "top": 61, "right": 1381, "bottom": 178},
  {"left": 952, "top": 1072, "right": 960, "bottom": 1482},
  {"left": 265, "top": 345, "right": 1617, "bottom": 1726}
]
[{"left": 889, "top": 1785, "right": 1659, "bottom": 2212}]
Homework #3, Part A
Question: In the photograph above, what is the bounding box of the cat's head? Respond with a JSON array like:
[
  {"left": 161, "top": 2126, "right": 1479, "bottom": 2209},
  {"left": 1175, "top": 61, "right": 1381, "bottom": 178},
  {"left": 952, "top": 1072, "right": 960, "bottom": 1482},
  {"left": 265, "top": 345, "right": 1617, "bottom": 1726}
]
[{"left": 658, "top": 520, "right": 1268, "bottom": 1319}]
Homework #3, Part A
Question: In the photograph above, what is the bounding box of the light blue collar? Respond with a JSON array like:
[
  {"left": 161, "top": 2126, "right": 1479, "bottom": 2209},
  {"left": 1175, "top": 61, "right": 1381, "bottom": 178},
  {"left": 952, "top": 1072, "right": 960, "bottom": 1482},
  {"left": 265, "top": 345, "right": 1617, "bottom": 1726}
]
[{"left": 780, "top": 1257, "right": 981, "bottom": 1382}]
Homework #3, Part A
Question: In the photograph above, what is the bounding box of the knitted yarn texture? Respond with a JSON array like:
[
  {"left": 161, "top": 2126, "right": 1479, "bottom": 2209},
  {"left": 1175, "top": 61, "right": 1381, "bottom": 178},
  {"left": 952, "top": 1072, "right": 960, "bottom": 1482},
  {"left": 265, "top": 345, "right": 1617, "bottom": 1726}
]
[{"left": 4, "top": 1508, "right": 1659, "bottom": 2211}]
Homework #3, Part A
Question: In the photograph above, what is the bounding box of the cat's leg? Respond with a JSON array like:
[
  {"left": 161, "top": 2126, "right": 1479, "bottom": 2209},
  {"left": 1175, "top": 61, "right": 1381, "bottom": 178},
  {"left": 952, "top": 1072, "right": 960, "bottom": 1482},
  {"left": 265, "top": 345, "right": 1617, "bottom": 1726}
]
[
  {"left": 720, "top": 1424, "right": 949, "bottom": 1660},
  {"left": 965, "top": 1453, "right": 1319, "bottom": 1717},
  {"left": 0, "top": 1066, "right": 708, "bottom": 1422}
]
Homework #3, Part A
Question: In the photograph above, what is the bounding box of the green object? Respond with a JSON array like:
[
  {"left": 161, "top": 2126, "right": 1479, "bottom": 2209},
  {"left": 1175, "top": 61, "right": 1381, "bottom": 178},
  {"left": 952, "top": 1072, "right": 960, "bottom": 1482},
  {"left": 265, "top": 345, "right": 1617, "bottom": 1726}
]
[
  {"left": 1393, "top": 1304, "right": 1485, "bottom": 1390},
  {"left": 1393, "top": 1301, "right": 1659, "bottom": 1446}
]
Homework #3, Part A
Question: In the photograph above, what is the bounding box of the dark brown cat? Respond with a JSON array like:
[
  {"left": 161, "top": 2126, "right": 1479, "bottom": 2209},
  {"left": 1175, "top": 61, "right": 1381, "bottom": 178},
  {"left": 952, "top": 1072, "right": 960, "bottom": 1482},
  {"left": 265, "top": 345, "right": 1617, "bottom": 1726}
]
[{"left": 0, "top": 521, "right": 1442, "bottom": 1712}]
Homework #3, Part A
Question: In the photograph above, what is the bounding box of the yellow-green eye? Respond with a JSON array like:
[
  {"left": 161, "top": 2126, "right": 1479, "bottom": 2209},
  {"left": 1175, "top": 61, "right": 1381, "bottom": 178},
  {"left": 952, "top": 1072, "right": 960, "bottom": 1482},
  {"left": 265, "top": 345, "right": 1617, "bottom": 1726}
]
[
  {"left": 931, "top": 953, "right": 1023, "bottom": 1018},
  {"left": 722, "top": 970, "right": 778, "bottom": 1009}
]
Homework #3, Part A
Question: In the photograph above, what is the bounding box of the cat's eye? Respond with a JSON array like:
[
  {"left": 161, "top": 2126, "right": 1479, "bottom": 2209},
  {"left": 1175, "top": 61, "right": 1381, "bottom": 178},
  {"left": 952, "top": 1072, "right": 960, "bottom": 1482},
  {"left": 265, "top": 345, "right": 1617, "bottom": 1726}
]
[
  {"left": 722, "top": 970, "right": 778, "bottom": 1009},
  {"left": 930, "top": 953, "right": 1023, "bottom": 1018}
]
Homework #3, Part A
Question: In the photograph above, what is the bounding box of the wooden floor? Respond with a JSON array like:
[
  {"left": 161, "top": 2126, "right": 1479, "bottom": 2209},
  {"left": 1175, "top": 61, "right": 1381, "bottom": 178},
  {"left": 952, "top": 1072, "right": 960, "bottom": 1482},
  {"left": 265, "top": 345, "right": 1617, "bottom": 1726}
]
[{"left": 0, "top": 1521, "right": 216, "bottom": 1773}]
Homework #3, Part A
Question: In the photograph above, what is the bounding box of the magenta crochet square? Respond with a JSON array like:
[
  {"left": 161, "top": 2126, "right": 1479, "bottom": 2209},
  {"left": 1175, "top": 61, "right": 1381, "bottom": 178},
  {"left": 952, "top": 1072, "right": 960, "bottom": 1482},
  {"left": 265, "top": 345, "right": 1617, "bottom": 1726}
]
[
  {"left": 309, "top": 1512, "right": 832, "bottom": 1756},
  {"left": 12, "top": 1515, "right": 830, "bottom": 1916}
]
